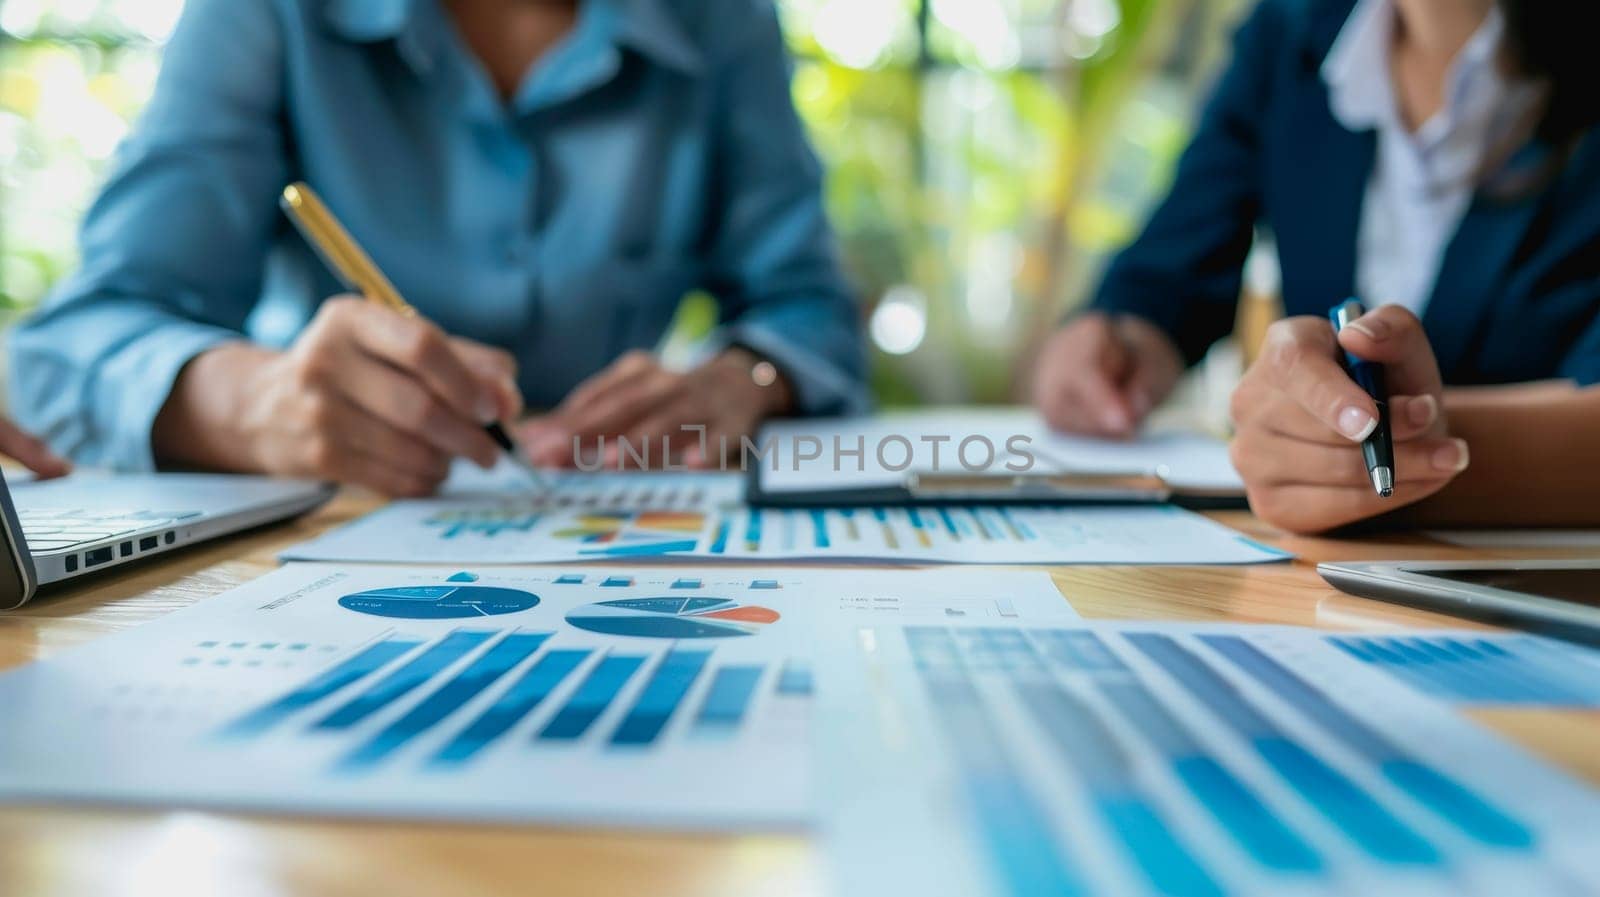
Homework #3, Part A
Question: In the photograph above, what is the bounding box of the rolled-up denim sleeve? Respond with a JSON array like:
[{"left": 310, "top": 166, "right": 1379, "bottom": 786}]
[
  {"left": 701, "top": 1, "right": 868, "bottom": 416},
  {"left": 7, "top": 0, "right": 287, "bottom": 470}
]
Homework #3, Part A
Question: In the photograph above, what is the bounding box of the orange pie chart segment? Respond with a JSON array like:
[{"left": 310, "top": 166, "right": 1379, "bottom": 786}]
[{"left": 699, "top": 605, "right": 781, "bottom": 624}]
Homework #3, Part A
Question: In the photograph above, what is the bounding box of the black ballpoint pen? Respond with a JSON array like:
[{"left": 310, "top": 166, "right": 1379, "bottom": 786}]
[{"left": 1329, "top": 299, "right": 1395, "bottom": 497}]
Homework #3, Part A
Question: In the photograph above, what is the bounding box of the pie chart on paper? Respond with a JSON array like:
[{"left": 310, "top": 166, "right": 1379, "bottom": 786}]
[
  {"left": 565, "top": 597, "right": 780, "bottom": 639},
  {"left": 338, "top": 585, "right": 541, "bottom": 619}
]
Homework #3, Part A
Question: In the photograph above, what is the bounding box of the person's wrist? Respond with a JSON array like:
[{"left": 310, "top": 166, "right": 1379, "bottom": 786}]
[
  {"left": 714, "top": 347, "right": 795, "bottom": 419},
  {"left": 152, "top": 342, "right": 277, "bottom": 472},
  {"left": 1116, "top": 315, "right": 1185, "bottom": 387}
]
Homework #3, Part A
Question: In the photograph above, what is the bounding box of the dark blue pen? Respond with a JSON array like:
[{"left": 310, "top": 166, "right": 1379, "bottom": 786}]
[{"left": 1329, "top": 300, "right": 1394, "bottom": 497}]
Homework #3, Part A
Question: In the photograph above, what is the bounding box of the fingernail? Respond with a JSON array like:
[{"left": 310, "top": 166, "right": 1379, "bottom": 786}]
[
  {"left": 1337, "top": 406, "right": 1377, "bottom": 441},
  {"left": 475, "top": 395, "right": 498, "bottom": 423},
  {"left": 1101, "top": 407, "right": 1130, "bottom": 432},
  {"left": 1433, "top": 438, "right": 1470, "bottom": 473},
  {"left": 1130, "top": 392, "right": 1152, "bottom": 417},
  {"left": 1347, "top": 317, "right": 1391, "bottom": 341},
  {"left": 1407, "top": 394, "right": 1439, "bottom": 429}
]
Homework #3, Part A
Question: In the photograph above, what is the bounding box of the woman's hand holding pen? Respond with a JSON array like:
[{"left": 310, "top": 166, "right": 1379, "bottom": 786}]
[
  {"left": 153, "top": 297, "right": 522, "bottom": 496},
  {"left": 1228, "top": 305, "right": 1469, "bottom": 534}
]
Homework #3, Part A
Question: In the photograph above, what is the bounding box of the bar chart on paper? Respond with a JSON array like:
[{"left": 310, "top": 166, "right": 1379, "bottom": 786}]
[
  {"left": 0, "top": 564, "right": 1076, "bottom": 828},
  {"left": 285, "top": 472, "right": 743, "bottom": 564},
  {"left": 218, "top": 625, "right": 811, "bottom": 770},
  {"left": 693, "top": 505, "right": 1285, "bottom": 564},
  {"left": 1323, "top": 633, "right": 1600, "bottom": 707},
  {"left": 820, "top": 621, "right": 1600, "bottom": 897},
  {"left": 287, "top": 483, "right": 1286, "bottom": 566}
]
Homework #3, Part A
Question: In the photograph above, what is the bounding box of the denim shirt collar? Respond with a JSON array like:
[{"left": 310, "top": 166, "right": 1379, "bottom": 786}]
[{"left": 321, "top": 0, "right": 703, "bottom": 75}]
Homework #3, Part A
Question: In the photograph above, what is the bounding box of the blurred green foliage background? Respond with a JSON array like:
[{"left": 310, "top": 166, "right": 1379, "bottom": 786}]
[{"left": 0, "top": 0, "right": 1248, "bottom": 403}]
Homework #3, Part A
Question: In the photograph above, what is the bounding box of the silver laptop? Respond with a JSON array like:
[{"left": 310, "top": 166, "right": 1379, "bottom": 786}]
[{"left": 0, "top": 469, "right": 334, "bottom": 609}]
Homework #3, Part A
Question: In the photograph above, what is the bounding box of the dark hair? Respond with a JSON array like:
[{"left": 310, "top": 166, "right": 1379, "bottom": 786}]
[{"left": 1498, "top": 0, "right": 1600, "bottom": 149}]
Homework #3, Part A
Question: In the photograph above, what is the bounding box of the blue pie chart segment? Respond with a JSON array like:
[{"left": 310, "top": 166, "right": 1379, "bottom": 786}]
[
  {"left": 338, "top": 585, "right": 541, "bottom": 619},
  {"left": 566, "top": 596, "right": 779, "bottom": 639}
]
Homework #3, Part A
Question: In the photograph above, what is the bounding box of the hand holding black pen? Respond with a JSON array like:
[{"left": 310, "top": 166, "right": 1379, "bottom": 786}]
[
  {"left": 1329, "top": 300, "right": 1395, "bottom": 497},
  {"left": 1226, "top": 305, "right": 1470, "bottom": 534}
]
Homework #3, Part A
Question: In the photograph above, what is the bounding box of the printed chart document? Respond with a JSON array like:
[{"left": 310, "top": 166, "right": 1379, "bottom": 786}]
[
  {"left": 817, "top": 620, "right": 1600, "bottom": 897},
  {"left": 755, "top": 408, "right": 1244, "bottom": 501},
  {"left": 285, "top": 471, "right": 1285, "bottom": 566},
  {"left": 0, "top": 564, "right": 1073, "bottom": 828},
  {"left": 1288, "top": 628, "right": 1600, "bottom": 708}
]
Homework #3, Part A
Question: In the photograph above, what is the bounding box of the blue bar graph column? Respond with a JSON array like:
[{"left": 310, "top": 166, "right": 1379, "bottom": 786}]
[
  {"left": 1012, "top": 680, "right": 1224, "bottom": 897},
  {"left": 904, "top": 628, "right": 1087, "bottom": 897},
  {"left": 1325, "top": 635, "right": 1600, "bottom": 705},
  {"left": 431, "top": 648, "right": 591, "bottom": 766},
  {"left": 610, "top": 649, "right": 711, "bottom": 746},
  {"left": 694, "top": 665, "right": 765, "bottom": 736},
  {"left": 338, "top": 633, "right": 550, "bottom": 769},
  {"left": 745, "top": 509, "right": 763, "bottom": 551},
  {"left": 538, "top": 654, "right": 646, "bottom": 741},
  {"left": 314, "top": 630, "right": 496, "bottom": 730},
  {"left": 707, "top": 517, "right": 731, "bottom": 554},
  {"left": 776, "top": 659, "right": 814, "bottom": 696},
  {"left": 1201, "top": 635, "right": 1532, "bottom": 849},
  {"left": 1102, "top": 680, "right": 1323, "bottom": 873},
  {"left": 810, "top": 510, "right": 831, "bottom": 549},
  {"left": 1127, "top": 633, "right": 1440, "bottom": 866},
  {"left": 1036, "top": 631, "right": 1322, "bottom": 873},
  {"left": 219, "top": 637, "right": 422, "bottom": 738}
]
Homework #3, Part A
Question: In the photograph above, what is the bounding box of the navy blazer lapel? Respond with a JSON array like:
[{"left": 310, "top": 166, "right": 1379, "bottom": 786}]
[{"left": 1423, "top": 181, "right": 1544, "bottom": 381}]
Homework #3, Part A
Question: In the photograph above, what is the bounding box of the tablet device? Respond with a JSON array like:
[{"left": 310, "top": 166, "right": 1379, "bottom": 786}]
[{"left": 1317, "top": 560, "right": 1600, "bottom": 644}]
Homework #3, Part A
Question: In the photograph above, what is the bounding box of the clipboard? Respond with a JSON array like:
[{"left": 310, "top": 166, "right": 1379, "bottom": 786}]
[
  {"left": 746, "top": 409, "right": 1249, "bottom": 510},
  {"left": 746, "top": 465, "right": 1248, "bottom": 510}
]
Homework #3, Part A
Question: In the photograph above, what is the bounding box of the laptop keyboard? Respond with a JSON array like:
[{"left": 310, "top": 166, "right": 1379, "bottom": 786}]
[{"left": 19, "top": 509, "right": 203, "bottom": 553}]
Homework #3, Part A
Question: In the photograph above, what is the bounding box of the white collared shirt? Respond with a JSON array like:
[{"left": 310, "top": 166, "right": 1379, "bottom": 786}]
[{"left": 1322, "top": 0, "right": 1539, "bottom": 317}]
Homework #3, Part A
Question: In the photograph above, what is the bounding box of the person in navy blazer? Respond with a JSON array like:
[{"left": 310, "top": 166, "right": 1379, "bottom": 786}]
[{"left": 1033, "top": 0, "right": 1600, "bottom": 533}]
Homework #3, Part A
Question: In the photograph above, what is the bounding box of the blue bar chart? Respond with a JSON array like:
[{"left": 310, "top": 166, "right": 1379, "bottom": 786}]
[
  {"left": 1202, "top": 635, "right": 1531, "bottom": 848},
  {"left": 314, "top": 631, "right": 496, "bottom": 730},
  {"left": 426, "top": 510, "right": 541, "bottom": 540},
  {"left": 220, "top": 638, "right": 423, "bottom": 738},
  {"left": 835, "top": 623, "right": 1599, "bottom": 897},
  {"left": 538, "top": 655, "right": 646, "bottom": 741},
  {"left": 430, "top": 648, "right": 590, "bottom": 766},
  {"left": 0, "top": 564, "right": 1075, "bottom": 830},
  {"left": 215, "top": 625, "right": 812, "bottom": 774},
  {"left": 339, "top": 633, "right": 551, "bottom": 769},
  {"left": 611, "top": 650, "right": 711, "bottom": 746},
  {"left": 291, "top": 479, "right": 1284, "bottom": 565},
  {"left": 1326, "top": 634, "right": 1600, "bottom": 706}
]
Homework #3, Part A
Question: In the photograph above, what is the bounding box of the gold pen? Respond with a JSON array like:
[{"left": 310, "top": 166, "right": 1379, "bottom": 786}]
[{"left": 279, "top": 181, "right": 548, "bottom": 490}]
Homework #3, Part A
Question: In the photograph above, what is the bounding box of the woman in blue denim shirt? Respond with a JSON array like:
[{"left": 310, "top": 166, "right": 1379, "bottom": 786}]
[{"left": 10, "top": 0, "right": 866, "bottom": 495}]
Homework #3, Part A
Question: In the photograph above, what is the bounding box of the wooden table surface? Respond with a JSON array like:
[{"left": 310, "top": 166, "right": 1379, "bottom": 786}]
[{"left": 1, "top": 491, "right": 1596, "bottom": 897}]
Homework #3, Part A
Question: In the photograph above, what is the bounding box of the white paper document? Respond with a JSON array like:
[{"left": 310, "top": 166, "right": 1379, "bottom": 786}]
[
  {"left": 756, "top": 408, "right": 1244, "bottom": 495},
  {"left": 0, "top": 563, "right": 1074, "bottom": 828},
  {"left": 817, "top": 620, "right": 1600, "bottom": 897},
  {"left": 285, "top": 475, "right": 1285, "bottom": 566}
]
